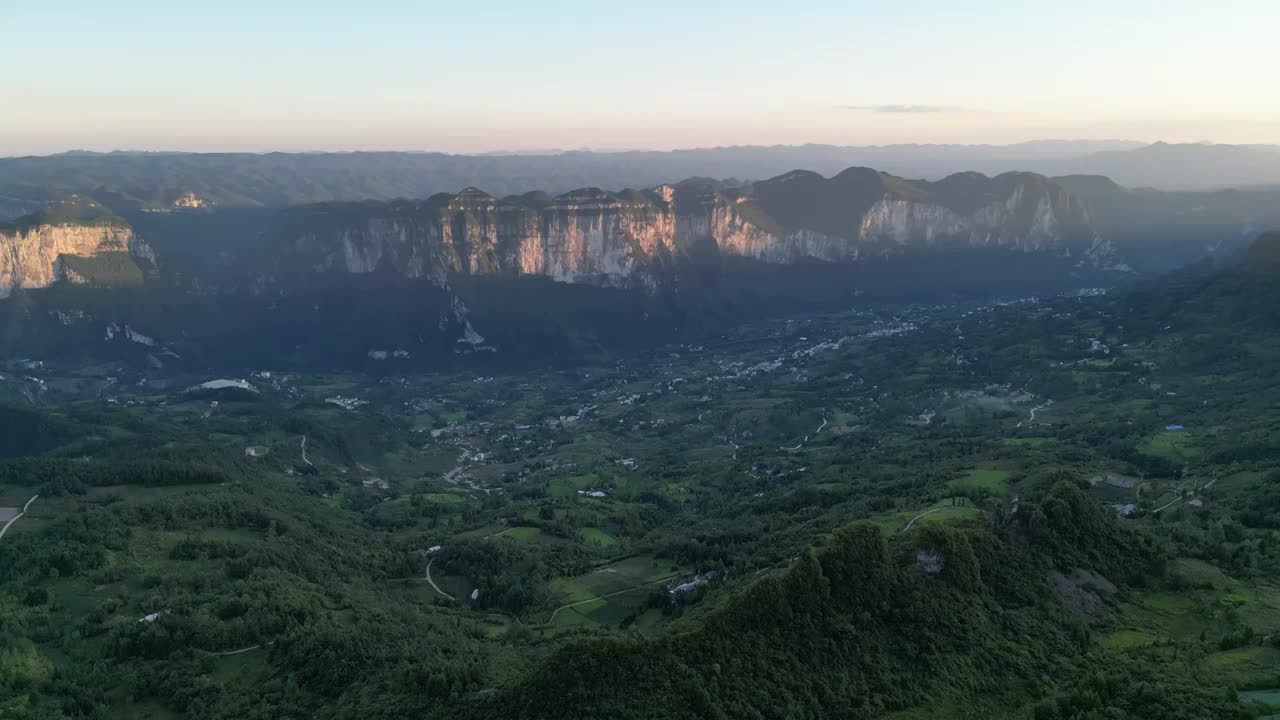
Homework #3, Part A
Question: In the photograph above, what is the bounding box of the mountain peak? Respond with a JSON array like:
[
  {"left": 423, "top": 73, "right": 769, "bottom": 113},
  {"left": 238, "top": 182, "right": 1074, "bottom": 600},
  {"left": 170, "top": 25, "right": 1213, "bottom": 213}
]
[
  {"left": 832, "top": 166, "right": 888, "bottom": 185},
  {"left": 556, "top": 187, "right": 614, "bottom": 201},
  {"left": 762, "top": 169, "right": 827, "bottom": 185}
]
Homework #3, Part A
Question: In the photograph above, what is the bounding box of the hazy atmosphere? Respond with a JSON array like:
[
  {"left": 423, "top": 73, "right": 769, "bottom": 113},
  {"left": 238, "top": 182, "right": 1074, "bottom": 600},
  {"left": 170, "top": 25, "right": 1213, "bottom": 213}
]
[
  {"left": 8, "top": 4, "right": 1280, "bottom": 720},
  {"left": 4, "top": 0, "right": 1279, "bottom": 155}
]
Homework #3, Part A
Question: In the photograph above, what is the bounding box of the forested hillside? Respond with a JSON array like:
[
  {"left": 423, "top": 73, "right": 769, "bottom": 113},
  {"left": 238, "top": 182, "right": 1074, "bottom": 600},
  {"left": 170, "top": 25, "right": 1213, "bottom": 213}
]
[{"left": 3, "top": 236, "right": 1280, "bottom": 719}]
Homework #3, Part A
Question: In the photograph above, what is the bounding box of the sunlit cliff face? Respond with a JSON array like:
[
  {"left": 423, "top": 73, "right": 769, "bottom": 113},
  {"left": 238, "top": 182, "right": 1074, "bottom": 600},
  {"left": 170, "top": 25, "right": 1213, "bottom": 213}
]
[
  {"left": 275, "top": 176, "right": 1097, "bottom": 287},
  {"left": 0, "top": 223, "right": 153, "bottom": 297}
]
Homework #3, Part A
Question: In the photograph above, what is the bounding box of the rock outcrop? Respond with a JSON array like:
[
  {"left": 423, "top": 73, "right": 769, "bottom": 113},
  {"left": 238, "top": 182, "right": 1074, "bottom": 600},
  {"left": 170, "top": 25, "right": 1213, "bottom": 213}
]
[
  {"left": 271, "top": 168, "right": 1100, "bottom": 288},
  {"left": 0, "top": 218, "right": 154, "bottom": 297}
]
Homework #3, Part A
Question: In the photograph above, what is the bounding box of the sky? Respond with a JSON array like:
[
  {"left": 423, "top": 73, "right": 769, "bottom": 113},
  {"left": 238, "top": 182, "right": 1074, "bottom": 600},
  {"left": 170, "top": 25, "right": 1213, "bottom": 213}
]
[{"left": 2, "top": 0, "right": 1279, "bottom": 156}]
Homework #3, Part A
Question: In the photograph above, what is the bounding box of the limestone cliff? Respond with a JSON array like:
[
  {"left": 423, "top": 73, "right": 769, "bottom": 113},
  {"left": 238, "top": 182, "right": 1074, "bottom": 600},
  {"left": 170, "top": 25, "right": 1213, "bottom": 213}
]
[
  {"left": 0, "top": 218, "right": 154, "bottom": 297},
  {"left": 271, "top": 168, "right": 1101, "bottom": 287}
]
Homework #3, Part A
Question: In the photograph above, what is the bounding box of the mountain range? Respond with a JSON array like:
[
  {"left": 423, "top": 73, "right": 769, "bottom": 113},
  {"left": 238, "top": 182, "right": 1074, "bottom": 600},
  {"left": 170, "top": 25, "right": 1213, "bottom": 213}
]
[
  {"left": 2, "top": 143, "right": 1279, "bottom": 221},
  {"left": 1050, "top": 142, "right": 1280, "bottom": 190},
  {"left": 2, "top": 159, "right": 1278, "bottom": 370},
  {"left": 269, "top": 169, "right": 1101, "bottom": 289},
  {"left": 1, "top": 167, "right": 1112, "bottom": 297}
]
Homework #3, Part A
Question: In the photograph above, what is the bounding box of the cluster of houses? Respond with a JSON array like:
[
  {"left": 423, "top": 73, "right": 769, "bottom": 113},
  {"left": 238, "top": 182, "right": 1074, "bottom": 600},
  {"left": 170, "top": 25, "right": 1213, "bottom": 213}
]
[
  {"left": 325, "top": 395, "right": 369, "bottom": 411},
  {"left": 667, "top": 571, "right": 718, "bottom": 597}
]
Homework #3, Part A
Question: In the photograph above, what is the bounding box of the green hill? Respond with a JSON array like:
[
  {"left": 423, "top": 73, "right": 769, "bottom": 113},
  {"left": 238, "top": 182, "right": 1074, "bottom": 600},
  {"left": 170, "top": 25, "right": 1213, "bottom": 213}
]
[{"left": 386, "top": 484, "right": 1240, "bottom": 720}]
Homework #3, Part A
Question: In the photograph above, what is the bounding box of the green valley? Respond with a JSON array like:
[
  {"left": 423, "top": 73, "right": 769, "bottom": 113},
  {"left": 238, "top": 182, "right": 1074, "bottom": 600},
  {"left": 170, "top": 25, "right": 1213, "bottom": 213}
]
[{"left": 3, "top": 237, "right": 1280, "bottom": 718}]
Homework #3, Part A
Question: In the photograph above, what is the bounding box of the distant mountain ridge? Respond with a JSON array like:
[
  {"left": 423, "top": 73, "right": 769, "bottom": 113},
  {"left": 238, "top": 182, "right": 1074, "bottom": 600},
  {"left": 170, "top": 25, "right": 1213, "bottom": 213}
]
[
  {"left": 6, "top": 141, "right": 1280, "bottom": 219},
  {"left": 268, "top": 168, "right": 1102, "bottom": 288},
  {"left": 1050, "top": 174, "right": 1280, "bottom": 273},
  {"left": 2, "top": 163, "right": 1277, "bottom": 372},
  {"left": 0, "top": 165, "right": 1120, "bottom": 371},
  {"left": 1052, "top": 142, "right": 1280, "bottom": 190}
]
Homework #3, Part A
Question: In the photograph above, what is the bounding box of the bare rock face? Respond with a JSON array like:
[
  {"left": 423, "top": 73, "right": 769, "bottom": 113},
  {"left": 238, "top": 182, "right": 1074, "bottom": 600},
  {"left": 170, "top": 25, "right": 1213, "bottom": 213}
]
[
  {"left": 857, "top": 174, "right": 1091, "bottom": 250},
  {"left": 915, "top": 549, "right": 946, "bottom": 576},
  {"left": 0, "top": 221, "right": 154, "bottom": 298},
  {"left": 271, "top": 168, "right": 1101, "bottom": 287},
  {"left": 1051, "top": 568, "right": 1117, "bottom": 617},
  {"left": 171, "top": 191, "right": 211, "bottom": 209}
]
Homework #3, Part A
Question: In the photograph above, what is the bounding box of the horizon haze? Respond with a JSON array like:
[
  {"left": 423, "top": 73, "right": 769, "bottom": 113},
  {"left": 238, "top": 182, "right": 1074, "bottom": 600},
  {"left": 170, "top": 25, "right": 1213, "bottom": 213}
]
[
  {"left": 4, "top": 0, "right": 1280, "bottom": 156},
  {"left": 8, "top": 4, "right": 1280, "bottom": 720}
]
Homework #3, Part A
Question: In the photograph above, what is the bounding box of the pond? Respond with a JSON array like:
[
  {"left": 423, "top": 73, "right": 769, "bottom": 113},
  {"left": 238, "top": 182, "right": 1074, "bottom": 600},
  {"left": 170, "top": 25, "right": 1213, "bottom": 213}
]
[{"left": 1239, "top": 689, "right": 1280, "bottom": 718}]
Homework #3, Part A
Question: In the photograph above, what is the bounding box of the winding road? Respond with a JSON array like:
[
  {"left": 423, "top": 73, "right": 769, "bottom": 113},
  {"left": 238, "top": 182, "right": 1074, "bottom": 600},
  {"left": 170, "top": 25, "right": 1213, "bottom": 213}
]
[
  {"left": 425, "top": 558, "right": 455, "bottom": 601},
  {"left": 780, "top": 416, "right": 831, "bottom": 452},
  {"left": 547, "top": 574, "right": 680, "bottom": 624},
  {"left": 901, "top": 503, "right": 986, "bottom": 534},
  {"left": 901, "top": 506, "right": 953, "bottom": 533},
  {"left": 0, "top": 494, "right": 39, "bottom": 542},
  {"left": 1017, "top": 400, "right": 1054, "bottom": 428},
  {"left": 298, "top": 435, "right": 313, "bottom": 466}
]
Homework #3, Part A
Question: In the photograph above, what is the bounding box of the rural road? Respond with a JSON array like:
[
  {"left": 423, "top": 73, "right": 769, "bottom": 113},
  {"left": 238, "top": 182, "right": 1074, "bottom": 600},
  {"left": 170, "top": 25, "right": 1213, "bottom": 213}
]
[
  {"left": 0, "top": 494, "right": 39, "bottom": 542},
  {"left": 901, "top": 506, "right": 953, "bottom": 533},
  {"left": 197, "top": 643, "right": 267, "bottom": 657},
  {"left": 1017, "top": 400, "right": 1053, "bottom": 428},
  {"left": 547, "top": 574, "right": 679, "bottom": 624},
  {"left": 195, "top": 641, "right": 274, "bottom": 657},
  {"left": 425, "top": 558, "right": 455, "bottom": 601},
  {"left": 1152, "top": 477, "right": 1218, "bottom": 514},
  {"left": 784, "top": 416, "right": 831, "bottom": 451},
  {"left": 299, "top": 435, "right": 313, "bottom": 466}
]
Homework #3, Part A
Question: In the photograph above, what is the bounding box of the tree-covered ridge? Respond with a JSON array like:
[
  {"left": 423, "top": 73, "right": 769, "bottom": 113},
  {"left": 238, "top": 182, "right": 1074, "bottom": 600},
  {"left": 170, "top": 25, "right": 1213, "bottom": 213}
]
[
  {"left": 55, "top": 252, "right": 146, "bottom": 288},
  {"left": 454, "top": 483, "right": 1205, "bottom": 720},
  {"left": 0, "top": 200, "right": 128, "bottom": 234},
  {"left": 0, "top": 443, "right": 1248, "bottom": 720}
]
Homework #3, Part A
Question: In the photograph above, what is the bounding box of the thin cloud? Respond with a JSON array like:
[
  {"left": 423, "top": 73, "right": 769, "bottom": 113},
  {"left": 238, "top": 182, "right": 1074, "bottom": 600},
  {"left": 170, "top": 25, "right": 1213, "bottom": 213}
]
[{"left": 834, "top": 104, "right": 977, "bottom": 114}]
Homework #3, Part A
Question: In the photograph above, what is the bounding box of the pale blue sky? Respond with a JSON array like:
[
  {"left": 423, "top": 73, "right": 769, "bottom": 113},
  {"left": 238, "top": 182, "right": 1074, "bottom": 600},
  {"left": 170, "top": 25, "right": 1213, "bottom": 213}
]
[{"left": 2, "top": 0, "right": 1278, "bottom": 155}]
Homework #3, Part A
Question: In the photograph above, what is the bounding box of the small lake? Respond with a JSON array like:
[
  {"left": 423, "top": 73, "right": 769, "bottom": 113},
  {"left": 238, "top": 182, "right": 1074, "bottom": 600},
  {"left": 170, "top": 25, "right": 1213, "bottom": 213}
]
[{"left": 1239, "top": 689, "right": 1280, "bottom": 718}]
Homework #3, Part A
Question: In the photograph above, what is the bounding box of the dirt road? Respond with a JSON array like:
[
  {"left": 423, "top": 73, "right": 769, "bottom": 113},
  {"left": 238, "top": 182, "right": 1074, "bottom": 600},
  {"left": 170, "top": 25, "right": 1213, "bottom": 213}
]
[
  {"left": 425, "top": 558, "right": 455, "bottom": 601},
  {"left": 547, "top": 575, "right": 679, "bottom": 624},
  {"left": 0, "top": 494, "right": 39, "bottom": 542}
]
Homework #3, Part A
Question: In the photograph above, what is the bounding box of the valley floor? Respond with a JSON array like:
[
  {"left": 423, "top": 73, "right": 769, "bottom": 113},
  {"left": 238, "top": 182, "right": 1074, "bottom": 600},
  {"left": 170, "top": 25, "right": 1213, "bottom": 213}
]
[{"left": 3, "top": 288, "right": 1280, "bottom": 719}]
